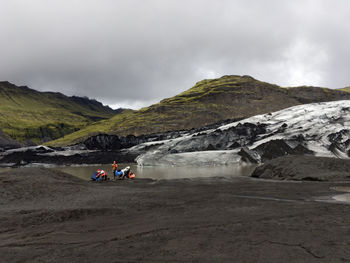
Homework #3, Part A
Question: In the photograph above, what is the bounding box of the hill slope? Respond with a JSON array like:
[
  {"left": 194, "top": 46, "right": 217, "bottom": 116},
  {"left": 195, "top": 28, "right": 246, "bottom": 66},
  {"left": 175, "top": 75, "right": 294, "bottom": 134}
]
[
  {"left": 49, "top": 75, "right": 350, "bottom": 146},
  {"left": 0, "top": 81, "right": 121, "bottom": 144},
  {"left": 339, "top": 87, "right": 350, "bottom": 93}
]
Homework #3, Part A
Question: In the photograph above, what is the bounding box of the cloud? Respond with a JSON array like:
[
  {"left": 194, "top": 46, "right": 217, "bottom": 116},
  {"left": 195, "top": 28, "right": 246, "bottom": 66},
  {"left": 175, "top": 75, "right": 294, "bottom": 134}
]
[{"left": 0, "top": 0, "right": 350, "bottom": 109}]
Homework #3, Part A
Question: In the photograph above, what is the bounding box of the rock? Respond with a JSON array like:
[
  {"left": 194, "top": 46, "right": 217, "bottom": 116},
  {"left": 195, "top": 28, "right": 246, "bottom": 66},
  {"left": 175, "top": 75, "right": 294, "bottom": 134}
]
[
  {"left": 83, "top": 134, "right": 122, "bottom": 150},
  {"left": 82, "top": 131, "right": 186, "bottom": 151},
  {"left": 292, "top": 144, "right": 314, "bottom": 155},
  {"left": 253, "top": 139, "right": 313, "bottom": 162},
  {"left": 251, "top": 155, "right": 350, "bottom": 181},
  {"left": 327, "top": 129, "right": 350, "bottom": 157},
  {"left": 0, "top": 147, "right": 137, "bottom": 166},
  {"left": 204, "top": 144, "right": 216, "bottom": 151},
  {"left": 0, "top": 128, "right": 22, "bottom": 150},
  {"left": 238, "top": 147, "right": 261, "bottom": 163},
  {"left": 228, "top": 141, "right": 241, "bottom": 149},
  {"left": 81, "top": 120, "right": 267, "bottom": 153}
]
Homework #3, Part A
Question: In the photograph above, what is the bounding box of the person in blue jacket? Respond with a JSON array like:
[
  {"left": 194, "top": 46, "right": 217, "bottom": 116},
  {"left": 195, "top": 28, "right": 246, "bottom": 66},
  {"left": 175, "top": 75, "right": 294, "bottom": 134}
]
[
  {"left": 115, "top": 166, "right": 136, "bottom": 180},
  {"left": 114, "top": 168, "right": 123, "bottom": 180},
  {"left": 91, "top": 169, "right": 107, "bottom": 182}
]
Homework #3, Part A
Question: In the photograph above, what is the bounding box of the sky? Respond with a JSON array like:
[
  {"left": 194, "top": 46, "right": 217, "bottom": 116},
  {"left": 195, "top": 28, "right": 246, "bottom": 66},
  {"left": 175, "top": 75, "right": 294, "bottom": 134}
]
[{"left": 1, "top": 0, "right": 350, "bottom": 109}]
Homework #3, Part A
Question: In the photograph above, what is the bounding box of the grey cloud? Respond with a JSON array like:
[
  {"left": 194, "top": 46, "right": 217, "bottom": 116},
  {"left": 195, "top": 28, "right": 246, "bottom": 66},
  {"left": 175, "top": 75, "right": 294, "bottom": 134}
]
[{"left": 0, "top": 0, "right": 350, "bottom": 109}]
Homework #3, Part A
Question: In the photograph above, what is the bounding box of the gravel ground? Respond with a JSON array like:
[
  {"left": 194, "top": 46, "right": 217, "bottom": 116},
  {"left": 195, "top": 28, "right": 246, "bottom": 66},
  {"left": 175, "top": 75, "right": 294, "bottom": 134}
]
[{"left": 1, "top": 167, "right": 350, "bottom": 262}]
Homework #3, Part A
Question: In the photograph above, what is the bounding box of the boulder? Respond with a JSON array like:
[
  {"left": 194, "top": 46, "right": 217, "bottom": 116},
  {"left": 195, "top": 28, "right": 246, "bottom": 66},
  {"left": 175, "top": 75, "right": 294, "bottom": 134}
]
[
  {"left": 251, "top": 155, "right": 350, "bottom": 181},
  {"left": 253, "top": 139, "right": 313, "bottom": 161}
]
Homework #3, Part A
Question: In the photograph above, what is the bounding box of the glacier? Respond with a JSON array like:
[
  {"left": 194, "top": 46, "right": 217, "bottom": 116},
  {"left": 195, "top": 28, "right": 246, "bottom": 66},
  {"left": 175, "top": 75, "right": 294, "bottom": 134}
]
[{"left": 130, "top": 100, "right": 350, "bottom": 166}]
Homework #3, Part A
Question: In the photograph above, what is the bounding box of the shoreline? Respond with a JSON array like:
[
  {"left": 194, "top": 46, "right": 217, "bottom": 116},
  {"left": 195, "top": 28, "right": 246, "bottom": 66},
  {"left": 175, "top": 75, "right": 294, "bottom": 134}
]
[{"left": 1, "top": 167, "right": 350, "bottom": 262}]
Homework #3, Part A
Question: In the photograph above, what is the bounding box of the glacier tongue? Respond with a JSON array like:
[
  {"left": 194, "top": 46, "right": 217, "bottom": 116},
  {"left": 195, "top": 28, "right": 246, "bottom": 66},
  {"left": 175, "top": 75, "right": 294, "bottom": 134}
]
[
  {"left": 132, "top": 100, "right": 350, "bottom": 166},
  {"left": 135, "top": 150, "right": 242, "bottom": 166}
]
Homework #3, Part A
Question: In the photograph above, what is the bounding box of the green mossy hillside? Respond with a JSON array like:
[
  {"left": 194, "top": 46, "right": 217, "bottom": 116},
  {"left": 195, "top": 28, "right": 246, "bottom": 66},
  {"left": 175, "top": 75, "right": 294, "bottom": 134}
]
[
  {"left": 48, "top": 75, "right": 350, "bottom": 147},
  {"left": 339, "top": 87, "right": 350, "bottom": 93},
  {"left": 0, "top": 81, "right": 120, "bottom": 144}
]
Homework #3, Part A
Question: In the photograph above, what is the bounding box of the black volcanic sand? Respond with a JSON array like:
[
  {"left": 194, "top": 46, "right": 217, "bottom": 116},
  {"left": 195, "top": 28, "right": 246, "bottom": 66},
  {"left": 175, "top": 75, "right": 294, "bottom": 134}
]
[
  {"left": 252, "top": 155, "right": 350, "bottom": 181},
  {"left": 1, "top": 168, "right": 350, "bottom": 262}
]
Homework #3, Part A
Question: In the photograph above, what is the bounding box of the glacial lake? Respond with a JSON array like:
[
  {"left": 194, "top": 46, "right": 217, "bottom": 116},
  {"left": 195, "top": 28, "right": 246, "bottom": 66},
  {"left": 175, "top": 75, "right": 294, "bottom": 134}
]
[
  {"left": 51, "top": 165, "right": 350, "bottom": 204},
  {"left": 1, "top": 164, "right": 350, "bottom": 204},
  {"left": 51, "top": 163, "right": 257, "bottom": 181}
]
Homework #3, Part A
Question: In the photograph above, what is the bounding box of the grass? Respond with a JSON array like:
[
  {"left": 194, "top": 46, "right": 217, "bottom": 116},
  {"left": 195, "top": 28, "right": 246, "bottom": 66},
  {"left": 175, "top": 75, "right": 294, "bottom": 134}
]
[
  {"left": 339, "top": 87, "right": 350, "bottom": 93},
  {"left": 0, "top": 82, "right": 117, "bottom": 143},
  {"left": 47, "top": 76, "right": 350, "bottom": 147},
  {"left": 48, "top": 75, "right": 283, "bottom": 146}
]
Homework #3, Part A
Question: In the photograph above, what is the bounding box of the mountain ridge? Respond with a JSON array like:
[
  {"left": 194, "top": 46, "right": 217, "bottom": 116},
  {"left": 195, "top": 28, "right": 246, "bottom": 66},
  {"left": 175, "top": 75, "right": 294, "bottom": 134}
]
[
  {"left": 0, "top": 81, "right": 124, "bottom": 144},
  {"left": 339, "top": 86, "right": 350, "bottom": 93},
  {"left": 48, "top": 75, "right": 350, "bottom": 147}
]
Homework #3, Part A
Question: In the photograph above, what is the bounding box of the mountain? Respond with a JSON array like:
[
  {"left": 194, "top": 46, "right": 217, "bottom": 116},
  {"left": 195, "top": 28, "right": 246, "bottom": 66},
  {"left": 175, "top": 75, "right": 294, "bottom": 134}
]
[
  {"left": 2, "top": 100, "right": 349, "bottom": 167},
  {"left": 49, "top": 75, "right": 350, "bottom": 147},
  {"left": 0, "top": 81, "right": 122, "bottom": 144},
  {"left": 0, "top": 128, "right": 22, "bottom": 150},
  {"left": 132, "top": 100, "right": 350, "bottom": 166},
  {"left": 339, "top": 87, "right": 350, "bottom": 93}
]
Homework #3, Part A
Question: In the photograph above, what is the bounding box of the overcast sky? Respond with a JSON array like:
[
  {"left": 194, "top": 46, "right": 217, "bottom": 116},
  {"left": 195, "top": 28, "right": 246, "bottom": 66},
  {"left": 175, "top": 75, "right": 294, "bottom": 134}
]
[{"left": 1, "top": 0, "right": 350, "bottom": 109}]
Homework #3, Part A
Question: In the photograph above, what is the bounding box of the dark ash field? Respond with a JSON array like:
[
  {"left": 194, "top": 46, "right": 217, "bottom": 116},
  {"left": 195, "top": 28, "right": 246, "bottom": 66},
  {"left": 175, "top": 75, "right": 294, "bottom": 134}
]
[{"left": 1, "top": 165, "right": 350, "bottom": 262}]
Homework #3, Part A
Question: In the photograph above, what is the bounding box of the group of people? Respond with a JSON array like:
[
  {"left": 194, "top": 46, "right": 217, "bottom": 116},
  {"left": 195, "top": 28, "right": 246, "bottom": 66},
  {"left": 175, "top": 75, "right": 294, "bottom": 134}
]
[
  {"left": 91, "top": 161, "right": 135, "bottom": 182},
  {"left": 112, "top": 161, "right": 136, "bottom": 180}
]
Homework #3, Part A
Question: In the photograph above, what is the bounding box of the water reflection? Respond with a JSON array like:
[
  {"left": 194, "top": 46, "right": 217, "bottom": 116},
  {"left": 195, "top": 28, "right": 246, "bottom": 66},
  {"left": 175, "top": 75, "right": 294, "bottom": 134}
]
[
  {"left": 333, "top": 193, "right": 350, "bottom": 203},
  {"left": 52, "top": 163, "right": 256, "bottom": 181},
  {"left": 332, "top": 186, "right": 350, "bottom": 204}
]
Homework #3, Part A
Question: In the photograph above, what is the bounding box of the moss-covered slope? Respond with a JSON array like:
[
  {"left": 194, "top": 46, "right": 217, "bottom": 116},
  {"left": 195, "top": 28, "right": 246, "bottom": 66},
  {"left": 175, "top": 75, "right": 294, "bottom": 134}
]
[
  {"left": 0, "top": 81, "right": 121, "bottom": 143},
  {"left": 339, "top": 87, "right": 350, "bottom": 93},
  {"left": 48, "top": 75, "right": 350, "bottom": 147}
]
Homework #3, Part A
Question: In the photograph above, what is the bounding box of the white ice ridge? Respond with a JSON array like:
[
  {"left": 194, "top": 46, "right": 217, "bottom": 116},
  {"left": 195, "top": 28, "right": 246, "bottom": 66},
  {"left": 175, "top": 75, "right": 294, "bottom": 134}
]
[
  {"left": 221, "top": 100, "right": 350, "bottom": 147},
  {"left": 133, "top": 100, "right": 350, "bottom": 166}
]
